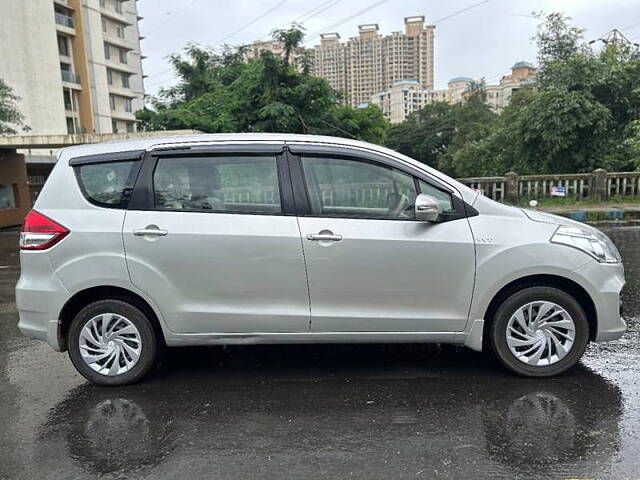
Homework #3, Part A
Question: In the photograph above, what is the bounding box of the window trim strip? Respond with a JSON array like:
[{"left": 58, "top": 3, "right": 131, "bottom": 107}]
[{"left": 69, "top": 150, "right": 145, "bottom": 166}]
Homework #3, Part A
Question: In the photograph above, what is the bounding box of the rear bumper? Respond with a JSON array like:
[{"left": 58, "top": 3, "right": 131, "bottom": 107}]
[
  {"left": 15, "top": 252, "right": 70, "bottom": 352},
  {"left": 17, "top": 318, "right": 63, "bottom": 352}
]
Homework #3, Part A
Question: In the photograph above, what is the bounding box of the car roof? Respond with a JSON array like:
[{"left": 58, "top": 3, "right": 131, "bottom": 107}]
[{"left": 57, "top": 133, "right": 477, "bottom": 202}]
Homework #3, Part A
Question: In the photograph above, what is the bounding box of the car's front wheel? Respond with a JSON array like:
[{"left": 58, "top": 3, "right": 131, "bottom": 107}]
[
  {"left": 490, "top": 286, "right": 590, "bottom": 377},
  {"left": 68, "top": 299, "right": 158, "bottom": 386}
]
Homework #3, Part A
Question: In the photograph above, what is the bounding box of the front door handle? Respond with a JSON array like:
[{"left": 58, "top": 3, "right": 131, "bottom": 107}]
[
  {"left": 133, "top": 226, "right": 168, "bottom": 237},
  {"left": 307, "top": 233, "right": 342, "bottom": 242}
]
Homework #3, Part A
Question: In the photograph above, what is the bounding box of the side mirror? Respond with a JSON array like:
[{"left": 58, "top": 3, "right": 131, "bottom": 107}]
[{"left": 415, "top": 194, "right": 443, "bottom": 222}]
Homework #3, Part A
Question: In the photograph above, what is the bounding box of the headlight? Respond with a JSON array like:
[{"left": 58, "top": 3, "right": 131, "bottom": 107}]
[{"left": 551, "top": 225, "right": 621, "bottom": 263}]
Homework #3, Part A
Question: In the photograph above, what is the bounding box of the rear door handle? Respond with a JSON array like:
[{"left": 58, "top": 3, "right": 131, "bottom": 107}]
[
  {"left": 133, "top": 227, "right": 168, "bottom": 237},
  {"left": 307, "top": 233, "right": 342, "bottom": 242}
]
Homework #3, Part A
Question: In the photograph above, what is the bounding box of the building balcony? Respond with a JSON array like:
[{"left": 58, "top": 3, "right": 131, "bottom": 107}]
[
  {"left": 54, "top": 0, "right": 73, "bottom": 9},
  {"left": 61, "top": 70, "right": 81, "bottom": 84},
  {"left": 108, "top": 84, "right": 137, "bottom": 97},
  {"left": 104, "top": 58, "right": 137, "bottom": 75},
  {"left": 110, "top": 110, "right": 137, "bottom": 121},
  {"left": 100, "top": 9, "right": 133, "bottom": 25},
  {"left": 55, "top": 12, "right": 74, "bottom": 29},
  {"left": 103, "top": 34, "right": 135, "bottom": 51}
]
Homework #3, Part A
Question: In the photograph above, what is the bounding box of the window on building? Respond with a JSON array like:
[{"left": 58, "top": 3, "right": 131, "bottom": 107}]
[
  {"left": 119, "top": 48, "right": 128, "bottom": 64},
  {"left": 0, "top": 184, "right": 17, "bottom": 210},
  {"left": 112, "top": 120, "right": 119, "bottom": 133},
  {"left": 124, "top": 98, "right": 133, "bottom": 113},
  {"left": 104, "top": 43, "right": 111, "bottom": 60},
  {"left": 109, "top": 94, "right": 116, "bottom": 110},
  {"left": 115, "top": 1, "right": 123, "bottom": 14},
  {"left": 122, "top": 73, "right": 130, "bottom": 88},
  {"left": 107, "top": 69, "right": 113, "bottom": 85},
  {"left": 102, "top": 18, "right": 108, "bottom": 33},
  {"left": 63, "top": 89, "right": 74, "bottom": 111},
  {"left": 100, "top": 0, "right": 106, "bottom": 7},
  {"left": 66, "top": 117, "right": 77, "bottom": 134},
  {"left": 126, "top": 122, "right": 135, "bottom": 133},
  {"left": 57, "top": 35, "right": 70, "bottom": 56},
  {"left": 116, "top": 24, "right": 125, "bottom": 39}
]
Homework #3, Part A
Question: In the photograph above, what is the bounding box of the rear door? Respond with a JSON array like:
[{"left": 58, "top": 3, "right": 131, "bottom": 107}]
[
  {"left": 123, "top": 144, "right": 310, "bottom": 334},
  {"left": 289, "top": 145, "right": 476, "bottom": 333}
]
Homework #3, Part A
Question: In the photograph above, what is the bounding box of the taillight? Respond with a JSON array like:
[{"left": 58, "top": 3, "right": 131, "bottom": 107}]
[{"left": 19, "top": 210, "right": 70, "bottom": 251}]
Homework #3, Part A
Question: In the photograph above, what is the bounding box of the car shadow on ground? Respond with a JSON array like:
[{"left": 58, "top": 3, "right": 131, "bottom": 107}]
[{"left": 36, "top": 343, "right": 623, "bottom": 479}]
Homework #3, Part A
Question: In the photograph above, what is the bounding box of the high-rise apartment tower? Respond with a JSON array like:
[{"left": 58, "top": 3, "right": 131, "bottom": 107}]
[
  {"left": 310, "top": 16, "right": 434, "bottom": 107},
  {"left": 0, "top": 0, "right": 145, "bottom": 135}
]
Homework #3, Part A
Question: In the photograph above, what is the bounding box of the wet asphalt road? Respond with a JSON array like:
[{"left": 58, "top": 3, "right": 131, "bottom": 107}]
[{"left": 0, "top": 228, "right": 639, "bottom": 480}]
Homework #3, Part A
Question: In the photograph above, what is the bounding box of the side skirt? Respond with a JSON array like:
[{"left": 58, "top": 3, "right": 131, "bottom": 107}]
[{"left": 164, "top": 330, "right": 480, "bottom": 349}]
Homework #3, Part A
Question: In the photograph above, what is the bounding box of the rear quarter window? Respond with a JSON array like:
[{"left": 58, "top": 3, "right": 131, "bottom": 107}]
[{"left": 75, "top": 160, "right": 139, "bottom": 209}]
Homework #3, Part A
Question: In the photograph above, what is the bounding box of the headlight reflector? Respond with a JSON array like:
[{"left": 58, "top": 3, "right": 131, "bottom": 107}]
[{"left": 551, "top": 225, "right": 621, "bottom": 263}]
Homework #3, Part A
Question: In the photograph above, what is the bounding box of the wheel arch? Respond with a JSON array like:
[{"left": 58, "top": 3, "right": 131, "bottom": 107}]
[
  {"left": 482, "top": 274, "right": 597, "bottom": 350},
  {"left": 58, "top": 285, "right": 166, "bottom": 352}
]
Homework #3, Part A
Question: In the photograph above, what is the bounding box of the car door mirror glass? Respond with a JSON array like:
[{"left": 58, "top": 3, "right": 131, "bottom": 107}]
[{"left": 415, "top": 194, "right": 443, "bottom": 222}]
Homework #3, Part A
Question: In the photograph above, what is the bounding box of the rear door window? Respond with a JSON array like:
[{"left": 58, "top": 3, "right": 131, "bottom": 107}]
[
  {"left": 153, "top": 155, "right": 282, "bottom": 214},
  {"left": 75, "top": 160, "right": 139, "bottom": 208}
]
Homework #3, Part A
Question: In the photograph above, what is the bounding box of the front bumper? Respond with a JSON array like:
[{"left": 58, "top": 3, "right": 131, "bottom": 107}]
[{"left": 573, "top": 261, "right": 626, "bottom": 342}]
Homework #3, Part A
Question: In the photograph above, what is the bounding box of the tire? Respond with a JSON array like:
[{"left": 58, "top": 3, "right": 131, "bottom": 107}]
[
  {"left": 489, "top": 286, "right": 590, "bottom": 377},
  {"left": 68, "top": 299, "right": 158, "bottom": 386}
]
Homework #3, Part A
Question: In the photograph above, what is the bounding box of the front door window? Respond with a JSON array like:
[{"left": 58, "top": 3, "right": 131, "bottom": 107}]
[{"left": 300, "top": 156, "right": 418, "bottom": 220}]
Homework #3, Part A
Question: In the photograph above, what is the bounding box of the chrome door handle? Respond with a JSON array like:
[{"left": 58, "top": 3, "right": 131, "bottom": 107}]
[
  {"left": 307, "top": 233, "right": 342, "bottom": 242},
  {"left": 133, "top": 228, "right": 168, "bottom": 237}
]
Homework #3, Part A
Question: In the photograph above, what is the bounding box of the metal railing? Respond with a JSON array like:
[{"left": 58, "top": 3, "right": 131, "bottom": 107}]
[
  {"left": 54, "top": 12, "right": 74, "bottom": 28},
  {"left": 458, "top": 170, "right": 640, "bottom": 202},
  {"left": 61, "top": 70, "right": 81, "bottom": 84},
  {"left": 28, "top": 176, "right": 46, "bottom": 186}
]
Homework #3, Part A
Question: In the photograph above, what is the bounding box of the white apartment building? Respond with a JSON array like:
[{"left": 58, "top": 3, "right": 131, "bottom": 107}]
[
  {"left": 0, "top": 0, "right": 145, "bottom": 136},
  {"left": 311, "top": 16, "right": 435, "bottom": 107},
  {"left": 371, "top": 77, "right": 472, "bottom": 124},
  {"left": 485, "top": 61, "right": 537, "bottom": 110},
  {"left": 372, "top": 63, "right": 537, "bottom": 124}
]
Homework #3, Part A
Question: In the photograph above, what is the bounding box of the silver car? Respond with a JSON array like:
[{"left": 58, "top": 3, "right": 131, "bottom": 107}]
[{"left": 16, "top": 134, "right": 626, "bottom": 385}]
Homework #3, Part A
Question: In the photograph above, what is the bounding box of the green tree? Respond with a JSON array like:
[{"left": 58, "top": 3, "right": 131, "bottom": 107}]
[
  {"left": 534, "top": 11, "right": 586, "bottom": 74},
  {"left": 386, "top": 102, "right": 457, "bottom": 168},
  {"left": 0, "top": 79, "right": 26, "bottom": 135},
  {"left": 387, "top": 11, "right": 640, "bottom": 177},
  {"left": 271, "top": 23, "right": 305, "bottom": 67},
  {"left": 386, "top": 88, "right": 496, "bottom": 175},
  {"left": 138, "top": 28, "right": 387, "bottom": 144}
]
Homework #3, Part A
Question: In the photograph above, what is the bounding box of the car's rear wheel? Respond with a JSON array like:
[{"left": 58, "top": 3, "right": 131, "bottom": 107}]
[
  {"left": 490, "top": 286, "right": 590, "bottom": 377},
  {"left": 68, "top": 299, "right": 157, "bottom": 386}
]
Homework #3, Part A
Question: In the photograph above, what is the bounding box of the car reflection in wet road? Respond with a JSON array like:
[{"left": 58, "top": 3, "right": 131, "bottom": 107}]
[{"left": 0, "top": 227, "right": 638, "bottom": 479}]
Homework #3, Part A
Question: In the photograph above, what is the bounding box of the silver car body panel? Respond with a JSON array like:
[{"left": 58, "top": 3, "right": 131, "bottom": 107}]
[
  {"left": 298, "top": 216, "right": 475, "bottom": 333},
  {"left": 16, "top": 134, "right": 625, "bottom": 353},
  {"left": 123, "top": 210, "right": 311, "bottom": 334}
]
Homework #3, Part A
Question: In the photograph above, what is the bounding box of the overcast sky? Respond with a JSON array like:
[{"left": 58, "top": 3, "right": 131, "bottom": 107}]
[{"left": 138, "top": 0, "right": 640, "bottom": 96}]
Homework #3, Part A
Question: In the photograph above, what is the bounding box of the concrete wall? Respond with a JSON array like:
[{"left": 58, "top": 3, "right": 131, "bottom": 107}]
[
  {"left": 0, "top": 151, "right": 31, "bottom": 228},
  {"left": 0, "top": 0, "right": 67, "bottom": 135}
]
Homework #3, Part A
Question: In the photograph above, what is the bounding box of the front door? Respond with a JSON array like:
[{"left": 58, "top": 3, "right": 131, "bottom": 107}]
[
  {"left": 293, "top": 152, "right": 475, "bottom": 333},
  {"left": 123, "top": 148, "right": 310, "bottom": 334}
]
